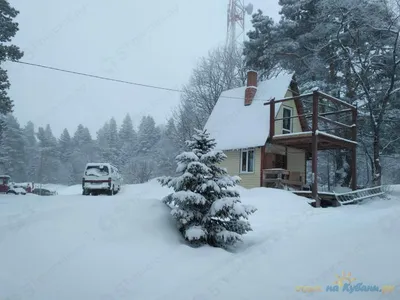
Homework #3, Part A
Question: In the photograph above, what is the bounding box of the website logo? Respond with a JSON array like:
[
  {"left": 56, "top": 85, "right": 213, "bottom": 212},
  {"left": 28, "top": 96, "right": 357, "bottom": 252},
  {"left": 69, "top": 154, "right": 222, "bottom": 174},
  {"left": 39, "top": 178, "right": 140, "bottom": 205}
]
[{"left": 296, "top": 271, "right": 396, "bottom": 294}]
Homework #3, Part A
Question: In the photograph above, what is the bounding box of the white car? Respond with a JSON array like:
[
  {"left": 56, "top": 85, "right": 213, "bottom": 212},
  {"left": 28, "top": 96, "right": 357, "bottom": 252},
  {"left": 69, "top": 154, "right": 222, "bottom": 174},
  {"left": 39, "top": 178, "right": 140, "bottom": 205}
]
[
  {"left": 82, "top": 163, "right": 122, "bottom": 196},
  {"left": 7, "top": 184, "right": 27, "bottom": 195}
]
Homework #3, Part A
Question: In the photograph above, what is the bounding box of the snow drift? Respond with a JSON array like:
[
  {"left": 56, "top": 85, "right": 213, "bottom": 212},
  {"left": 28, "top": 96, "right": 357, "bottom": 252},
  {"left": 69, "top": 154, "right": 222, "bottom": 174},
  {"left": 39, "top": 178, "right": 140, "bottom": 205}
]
[{"left": 0, "top": 180, "right": 399, "bottom": 300}]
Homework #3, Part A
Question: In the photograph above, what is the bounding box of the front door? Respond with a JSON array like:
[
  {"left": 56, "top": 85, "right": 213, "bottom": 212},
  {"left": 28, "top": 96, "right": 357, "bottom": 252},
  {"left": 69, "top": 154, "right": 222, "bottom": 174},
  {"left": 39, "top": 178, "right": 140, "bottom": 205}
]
[{"left": 275, "top": 154, "right": 287, "bottom": 169}]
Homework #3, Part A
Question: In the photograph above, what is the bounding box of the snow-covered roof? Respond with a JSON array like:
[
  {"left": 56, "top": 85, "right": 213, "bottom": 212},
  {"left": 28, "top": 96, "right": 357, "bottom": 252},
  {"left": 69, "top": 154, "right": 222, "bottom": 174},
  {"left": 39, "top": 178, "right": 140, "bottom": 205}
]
[{"left": 204, "top": 72, "right": 295, "bottom": 151}]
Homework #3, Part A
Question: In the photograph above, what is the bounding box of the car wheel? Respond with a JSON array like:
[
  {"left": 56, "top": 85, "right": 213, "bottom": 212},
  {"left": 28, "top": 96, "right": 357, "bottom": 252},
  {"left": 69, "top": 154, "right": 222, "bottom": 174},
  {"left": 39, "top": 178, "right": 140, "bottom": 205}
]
[
  {"left": 6, "top": 191, "right": 17, "bottom": 195},
  {"left": 107, "top": 187, "right": 114, "bottom": 196}
]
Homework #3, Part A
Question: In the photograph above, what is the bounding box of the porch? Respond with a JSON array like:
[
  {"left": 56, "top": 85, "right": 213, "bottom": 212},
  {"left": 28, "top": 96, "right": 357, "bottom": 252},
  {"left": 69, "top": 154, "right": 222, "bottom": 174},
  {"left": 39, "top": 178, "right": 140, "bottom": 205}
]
[
  {"left": 262, "top": 168, "right": 305, "bottom": 189},
  {"left": 264, "top": 90, "right": 358, "bottom": 207}
]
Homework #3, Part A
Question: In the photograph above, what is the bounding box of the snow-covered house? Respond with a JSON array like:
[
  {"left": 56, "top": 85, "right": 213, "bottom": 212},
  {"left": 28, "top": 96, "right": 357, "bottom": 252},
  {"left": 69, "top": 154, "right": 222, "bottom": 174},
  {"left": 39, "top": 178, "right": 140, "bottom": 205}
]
[{"left": 204, "top": 70, "right": 309, "bottom": 189}]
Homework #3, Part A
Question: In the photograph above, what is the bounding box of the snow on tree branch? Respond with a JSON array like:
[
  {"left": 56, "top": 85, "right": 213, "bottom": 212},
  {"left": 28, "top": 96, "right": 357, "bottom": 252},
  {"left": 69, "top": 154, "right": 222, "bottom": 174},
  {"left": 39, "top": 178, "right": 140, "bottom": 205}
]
[{"left": 158, "top": 129, "right": 256, "bottom": 249}]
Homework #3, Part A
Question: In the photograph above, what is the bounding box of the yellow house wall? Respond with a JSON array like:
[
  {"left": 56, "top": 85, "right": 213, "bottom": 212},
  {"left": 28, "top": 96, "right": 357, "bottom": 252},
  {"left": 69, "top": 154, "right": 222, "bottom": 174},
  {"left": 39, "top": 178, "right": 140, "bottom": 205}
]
[
  {"left": 219, "top": 147, "right": 262, "bottom": 188},
  {"left": 274, "top": 90, "right": 303, "bottom": 136},
  {"left": 268, "top": 89, "right": 306, "bottom": 182},
  {"left": 287, "top": 146, "right": 306, "bottom": 184}
]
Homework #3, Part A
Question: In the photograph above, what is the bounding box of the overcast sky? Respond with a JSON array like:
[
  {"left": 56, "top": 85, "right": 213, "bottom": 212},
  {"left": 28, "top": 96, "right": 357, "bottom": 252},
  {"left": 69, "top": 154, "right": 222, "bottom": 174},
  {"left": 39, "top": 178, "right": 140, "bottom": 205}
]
[{"left": 6, "top": 0, "right": 281, "bottom": 137}]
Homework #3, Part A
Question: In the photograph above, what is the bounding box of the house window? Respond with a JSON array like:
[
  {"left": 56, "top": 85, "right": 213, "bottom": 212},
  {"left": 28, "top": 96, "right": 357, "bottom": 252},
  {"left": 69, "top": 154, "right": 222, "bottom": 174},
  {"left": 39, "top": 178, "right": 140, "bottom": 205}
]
[
  {"left": 282, "top": 107, "right": 292, "bottom": 134},
  {"left": 241, "top": 149, "right": 255, "bottom": 173}
]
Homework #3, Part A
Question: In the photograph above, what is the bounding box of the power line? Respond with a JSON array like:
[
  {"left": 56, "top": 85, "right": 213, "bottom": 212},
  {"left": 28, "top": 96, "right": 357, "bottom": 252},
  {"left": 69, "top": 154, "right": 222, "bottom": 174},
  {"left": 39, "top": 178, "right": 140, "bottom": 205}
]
[
  {"left": 7, "top": 59, "right": 361, "bottom": 116},
  {"left": 9, "top": 60, "right": 183, "bottom": 93},
  {"left": 7, "top": 59, "right": 272, "bottom": 102}
]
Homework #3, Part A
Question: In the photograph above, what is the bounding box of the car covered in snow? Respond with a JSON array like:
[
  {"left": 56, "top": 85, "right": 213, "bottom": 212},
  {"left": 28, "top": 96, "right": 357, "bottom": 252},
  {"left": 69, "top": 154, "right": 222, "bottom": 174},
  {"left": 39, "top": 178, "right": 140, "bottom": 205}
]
[
  {"left": 82, "top": 163, "right": 122, "bottom": 196},
  {"left": 0, "top": 176, "right": 27, "bottom": 195},
  {"left": 32, "top": 187, "right": 57, "bottom": 196},
  {"left": 6, "top": 184, "right": 27, "bottom": 195}
]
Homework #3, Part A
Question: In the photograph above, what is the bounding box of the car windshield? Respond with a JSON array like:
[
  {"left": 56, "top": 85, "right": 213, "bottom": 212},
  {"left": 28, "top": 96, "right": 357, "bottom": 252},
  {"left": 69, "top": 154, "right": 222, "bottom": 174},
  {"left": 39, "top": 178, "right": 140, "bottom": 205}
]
[{"left": 85, "top": 165, "right": 109, "bottom": 176}]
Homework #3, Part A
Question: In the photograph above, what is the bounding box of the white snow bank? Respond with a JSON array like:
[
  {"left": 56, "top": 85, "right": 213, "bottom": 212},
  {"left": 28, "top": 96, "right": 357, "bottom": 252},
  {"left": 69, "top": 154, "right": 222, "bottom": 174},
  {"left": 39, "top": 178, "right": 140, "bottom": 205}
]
[
  {"left": 56, "top": 185, "right": 82, "bottom": 195},
  {"left": 0, "top": 181, "right": 399, "bottom": 300}
]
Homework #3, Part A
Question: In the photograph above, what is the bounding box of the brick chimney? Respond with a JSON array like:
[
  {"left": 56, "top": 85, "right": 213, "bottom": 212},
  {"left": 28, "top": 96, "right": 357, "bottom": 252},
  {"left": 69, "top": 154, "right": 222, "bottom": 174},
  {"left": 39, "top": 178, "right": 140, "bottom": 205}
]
[{"left": 244, "top": 70, "right": 257, "bottom": 106}]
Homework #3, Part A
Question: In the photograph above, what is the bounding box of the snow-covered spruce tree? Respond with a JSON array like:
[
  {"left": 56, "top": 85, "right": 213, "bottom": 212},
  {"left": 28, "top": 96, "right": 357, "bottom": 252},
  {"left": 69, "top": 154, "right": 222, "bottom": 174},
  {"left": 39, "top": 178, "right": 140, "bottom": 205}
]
[{"left": 158, "top": 129, "right": 257, "bottom": 249}]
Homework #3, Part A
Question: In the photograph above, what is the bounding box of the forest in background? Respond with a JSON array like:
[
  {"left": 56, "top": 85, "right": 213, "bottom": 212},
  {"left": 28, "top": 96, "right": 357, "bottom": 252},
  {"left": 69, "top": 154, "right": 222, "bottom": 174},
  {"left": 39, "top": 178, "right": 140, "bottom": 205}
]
[{"left": 0, "top": 113, "right": 178, "bottom": 184}]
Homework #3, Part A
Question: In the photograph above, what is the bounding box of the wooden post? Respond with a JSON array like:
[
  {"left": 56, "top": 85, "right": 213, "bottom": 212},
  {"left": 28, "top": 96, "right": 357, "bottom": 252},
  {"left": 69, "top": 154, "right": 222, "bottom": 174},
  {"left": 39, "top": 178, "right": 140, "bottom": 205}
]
[
  {"left": 312, "top": 91, "right": 320, "bottom": 207},
  {"left": 351, "top": 105, "right": 358, "bottom": 190},
  {"left": 269, "top": 98, "right": 275, "bottom": 138},
  {"left": 260, "top": 146, "right": 265, "bottom": 187}
]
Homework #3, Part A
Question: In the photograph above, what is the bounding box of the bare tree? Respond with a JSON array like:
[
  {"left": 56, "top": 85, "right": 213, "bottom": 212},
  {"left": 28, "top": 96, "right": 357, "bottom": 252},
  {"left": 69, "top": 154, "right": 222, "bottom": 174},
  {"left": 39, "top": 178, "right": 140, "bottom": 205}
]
[
  {"left": 129, "top": 160, "right": 154, "bottom": 184},
  {"left": 172, "top": 46, "right": 246, "bottom": 149}
]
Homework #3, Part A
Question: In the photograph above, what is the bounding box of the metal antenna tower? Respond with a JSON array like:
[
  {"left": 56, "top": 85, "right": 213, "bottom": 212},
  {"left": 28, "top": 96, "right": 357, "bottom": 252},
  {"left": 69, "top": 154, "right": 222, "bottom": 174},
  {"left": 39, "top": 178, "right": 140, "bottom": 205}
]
[{"left": 226, "top": 0, "right": 253, "bottom": 52}]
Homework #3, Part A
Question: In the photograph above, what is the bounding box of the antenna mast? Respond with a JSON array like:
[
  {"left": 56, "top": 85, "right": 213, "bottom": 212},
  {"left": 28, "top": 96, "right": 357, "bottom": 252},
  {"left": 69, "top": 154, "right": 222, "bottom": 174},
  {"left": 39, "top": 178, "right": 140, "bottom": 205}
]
[{"left": 226, "top": 0, "right": 253, "bottom": 52}]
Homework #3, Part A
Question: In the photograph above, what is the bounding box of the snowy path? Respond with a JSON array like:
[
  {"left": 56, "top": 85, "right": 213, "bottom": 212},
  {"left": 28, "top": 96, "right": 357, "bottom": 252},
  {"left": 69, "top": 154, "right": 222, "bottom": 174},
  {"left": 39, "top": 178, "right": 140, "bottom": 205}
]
[{"left": 1, "top": 182, "right": 399, "bottom": 300}]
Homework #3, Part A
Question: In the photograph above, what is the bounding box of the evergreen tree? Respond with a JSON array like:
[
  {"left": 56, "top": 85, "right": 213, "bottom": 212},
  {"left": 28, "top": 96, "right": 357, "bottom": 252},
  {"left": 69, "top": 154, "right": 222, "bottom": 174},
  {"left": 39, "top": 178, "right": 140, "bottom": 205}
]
[
  {"left": 242, "top": 10, "right": 277, "bottom": 78},
  {"left": 59, "top": 128, "right": 73, "bottom": 163},
  {"left": 0, "top": 114, "right": 26, "bottom": 181},
  {"left": 97, "top": 118, "right": 120, "bottom": 165},
  {"left": 58, "top": 128, "right": 74, "bottom": 184},
  {"left": 23, "top": 121, "right": 39, "bottom": 181},
  {"left": 119, "top": 114, "right": 136, "bottom": 144},
  {"left": 36, "top": 124, "right": 60, "bottom": 183},
  {"left": 158, "top": 129, "right": 256, "bottom": 249},
  {"left": 119, "top": 114, "right": 137, "bottom": 160},
  {"left": 0, "top": 0, "right": 24, "bottom": 141},
  {"left": 153, "top": 119, "right": 179, "bottom": 177},
  {"left": 71, "top": 124, "right": 96, "bottom": 183},
  {"left": 137, "top": 115, "right": 160, "bottom": 156},
  {"left": 107, "top": 117, "right": 120, "bottom": 164},
  {"left": 118, "top": 114, "right": 137, "bottom": 181}
]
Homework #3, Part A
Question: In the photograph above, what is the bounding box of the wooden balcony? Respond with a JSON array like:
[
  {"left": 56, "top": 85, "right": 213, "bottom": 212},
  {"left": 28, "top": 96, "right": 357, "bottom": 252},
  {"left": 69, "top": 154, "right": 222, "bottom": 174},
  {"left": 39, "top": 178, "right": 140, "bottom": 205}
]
[{"left": 262, "top": 168, "right": 305, "bottom": 189}]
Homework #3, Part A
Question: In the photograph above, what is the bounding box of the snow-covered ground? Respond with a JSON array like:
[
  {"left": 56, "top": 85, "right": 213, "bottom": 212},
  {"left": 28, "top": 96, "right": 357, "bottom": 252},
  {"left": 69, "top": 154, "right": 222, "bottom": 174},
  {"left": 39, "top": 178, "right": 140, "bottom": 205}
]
[{"left": 1, "top": 180, "right": 399, "bottom": 299}]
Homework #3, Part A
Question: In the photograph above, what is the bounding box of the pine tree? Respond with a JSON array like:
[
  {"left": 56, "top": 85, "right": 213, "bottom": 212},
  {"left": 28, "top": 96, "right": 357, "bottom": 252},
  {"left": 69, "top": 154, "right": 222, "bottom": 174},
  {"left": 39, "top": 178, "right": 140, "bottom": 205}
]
[
  {"left": 118, "top": 114, "right": 137, "bottom": 182},
  {"left": 0, "top": 114, "right": 26, "bottom": 181},
  {"left": 158, "top": 129, "right": 257, "bottom": 249},
  {"left": 119, "top": 114, "right": 137, "bottom": 160},
  {"left": 243, "top": 10, "right": 276, "bottom": 76},
  {"left": 137, "top": 116, "right": 160, "bottom": 156},
  {"left": 96, "top": 118, "right": 120, "bottom": 165},
  {"left": 107, "top": 117, "right": 120, "bottom": 165},
  {"left": 153, "top": 120, "right": 179, "bottom": 177},
  {"left": 36, "top": 124, "right": 60, "bottom": 183},
  {"left": 0, "top": 1, "right": 23, "bottom": 140},
  {"left": 23, "top": 121, "right": 39, "bottom": 181},
  {"left": 71, "top": 124, "right": 96, "bottom": 183},
  {"left": 58, "top": 128, "right": 74, "bottom": 184},
  {"left": 59, "top": 128, "right": 73, "bottom": 163}
]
